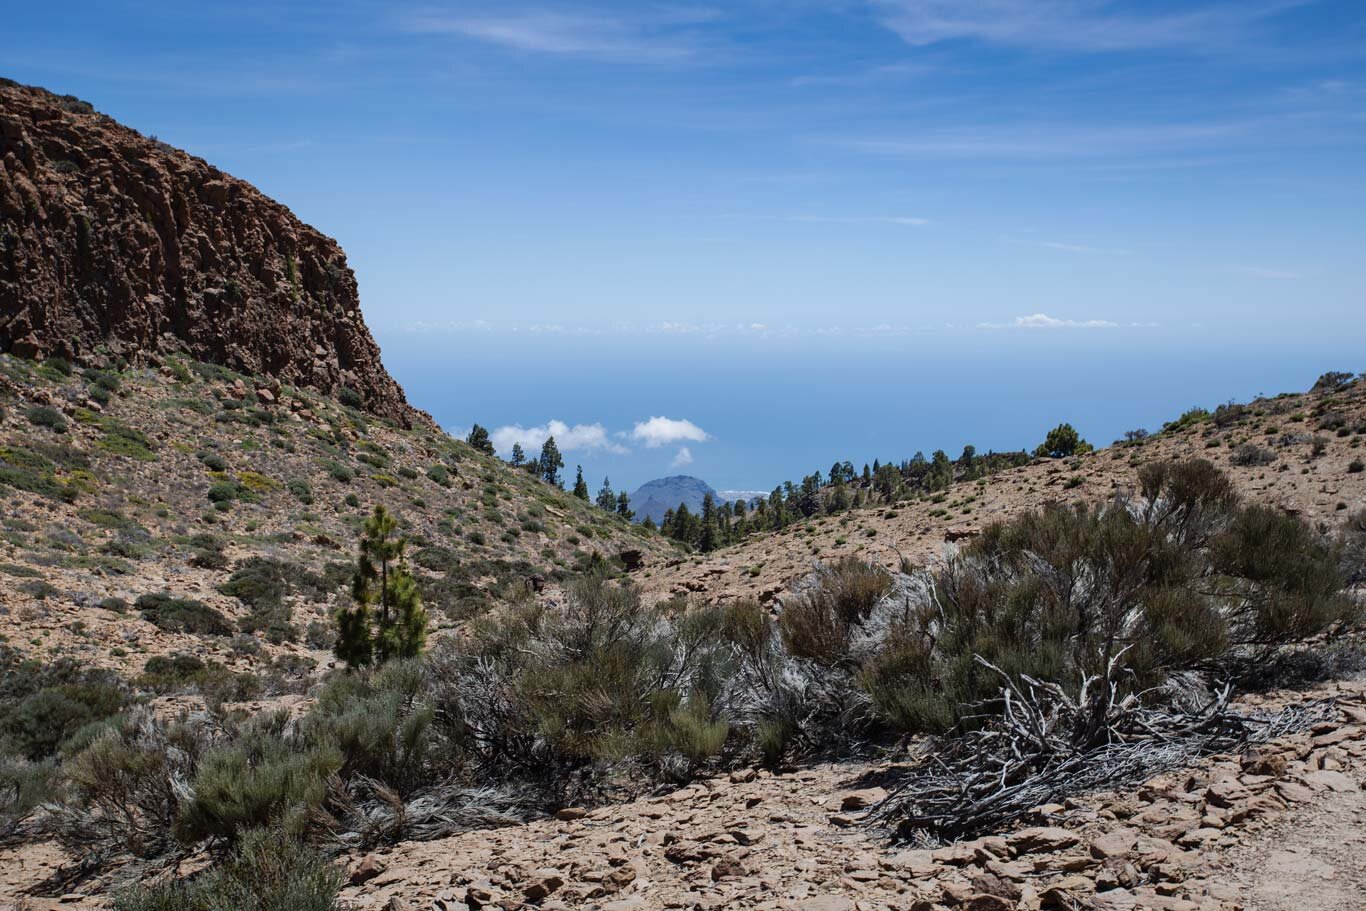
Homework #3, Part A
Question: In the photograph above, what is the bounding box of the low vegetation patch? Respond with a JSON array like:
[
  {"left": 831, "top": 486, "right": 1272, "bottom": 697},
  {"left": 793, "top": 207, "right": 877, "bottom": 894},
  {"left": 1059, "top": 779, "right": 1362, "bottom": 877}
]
[{"left": 135, "top": 593, "right": 233, "bottom": 636}]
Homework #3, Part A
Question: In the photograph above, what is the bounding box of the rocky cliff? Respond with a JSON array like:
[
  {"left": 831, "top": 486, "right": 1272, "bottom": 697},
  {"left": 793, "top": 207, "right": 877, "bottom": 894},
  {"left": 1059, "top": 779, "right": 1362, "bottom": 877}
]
[{"left": 0, "top": 79, "right": 424, "bottom": 426}]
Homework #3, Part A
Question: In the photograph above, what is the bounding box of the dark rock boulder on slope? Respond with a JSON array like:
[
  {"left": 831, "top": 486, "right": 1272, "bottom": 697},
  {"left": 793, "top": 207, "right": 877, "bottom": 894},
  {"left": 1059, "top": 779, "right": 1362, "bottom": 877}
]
[{"left": 0, "top": 79, "right": 425, "bottom": 427}]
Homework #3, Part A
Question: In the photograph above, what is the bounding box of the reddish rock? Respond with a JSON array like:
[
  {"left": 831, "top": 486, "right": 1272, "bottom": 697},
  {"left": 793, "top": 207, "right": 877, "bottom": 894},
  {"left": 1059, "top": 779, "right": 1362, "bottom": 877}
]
[
  {"left": 0, "top": 81, "right": 425, "bottom": 428},
  {"left": 1008, "top": 826, "right": 1081, "bottom": 855},
  {"left": 350, "top": 854, "right": 386, "bottom": 886},
  {"left": 554, "top": 807, "right": 589, "bottom": 821}
]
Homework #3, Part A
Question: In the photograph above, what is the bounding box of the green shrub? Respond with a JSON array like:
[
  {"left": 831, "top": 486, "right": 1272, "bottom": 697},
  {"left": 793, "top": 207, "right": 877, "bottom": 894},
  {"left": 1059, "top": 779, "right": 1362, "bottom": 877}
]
[
  {"left": 112, "top": 826, "right": 344, "bottom": 911},
  {"left": 0, "top": 752, "right": 54, "bottom": 837},
  {"left": 174, "top": 715, "right": 339, "bottom": 844},
  {"left": 778, "top": 558, "right": 891, "bottom": 667},
  {"left": 1349, "top": 460, "right": 1364, "bottom": 474},
  {"left": 97, "top": 423, "right": 157, "bottom": 460},
  {"left": 84, "top": 368, "right": 121, "bottom": 393},
  {"left": 3, "top": 683, "right": 126, "bottom": 760},
  {"left": 463, "top": 577, "right": 735, "bottom": 777},
  {"left": 1230, "top": 443, "right": 1276, "bottom": 467},
  {"left": 220, "top": 558, "right": 299, "bottom": 644},
  {"left": 1313, "top": 371, "right": 1356, "bottom": 391},
  {"left": 48, "top": 710, "right": 188, "bottom": 858},
  {"left": 1165, "top": 407, "right": 1211, "bottom": 433},
  {"left": 303, "top": 662, "right": 436, "bottom": 794},
  {"left": 1034, "top": 423, "right": 1092, "bottom": 458},
  {"left": 287, "top": 479, "right": 313, "bottom": 504},
  {"left": 426, "top": 465, "right": 452, "bottom": 487},
  {"left": 863, "top": 459, "right": 1356, "bottom": 736},
  {"left": 198, "top": 451, "right": 228, "bottom": 471},
  {"left": 189, "top": 533, "right": 229, "bottom": 569},
  {"left": 207, "top": 481, "right": 239, "bottom": 505},
  {"left": 139, "top": 654, "right": 211, "bottom": 692},
  {"left": 26, "top": 405, "right": 68, "bottom": 433},
  {"left": 39, "top": 356, "right": 73, "bottom": 377},
  {"left": 136, "top": 593, "right": 232, "bottom": 636},
  {"left": 338, "top": 387, "right": 363, "bottom": 409}
]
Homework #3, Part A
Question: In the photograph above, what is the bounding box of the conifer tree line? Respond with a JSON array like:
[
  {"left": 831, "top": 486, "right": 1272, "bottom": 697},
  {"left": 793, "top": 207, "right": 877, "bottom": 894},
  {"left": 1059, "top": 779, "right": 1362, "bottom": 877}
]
[
  {"left": 657, "top": 424, "right": 1093, "bottom": 553},
  {"left": 467, "top": 420, "right": 1093, "bottom": 554},
  {"left": 465, "top": 425, "right": 634, "bottom": 518}
]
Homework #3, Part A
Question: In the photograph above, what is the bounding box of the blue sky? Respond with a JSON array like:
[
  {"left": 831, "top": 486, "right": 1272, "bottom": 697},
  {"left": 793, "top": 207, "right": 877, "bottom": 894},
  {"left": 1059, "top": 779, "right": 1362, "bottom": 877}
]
[{"left": 6, "top": 1, "right": 1365, "bottom": 493}]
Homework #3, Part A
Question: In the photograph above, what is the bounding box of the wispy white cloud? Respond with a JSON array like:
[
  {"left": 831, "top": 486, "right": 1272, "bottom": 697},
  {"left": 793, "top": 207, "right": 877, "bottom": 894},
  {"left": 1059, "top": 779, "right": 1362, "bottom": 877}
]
[
  {"left": 399, "top": 320, "right": 920, "bottom": 338},
  {"left": 632, "top": 416, "right": 710, "bottom": 448},
  {"left": 491, "top": 420, "right": 629, "bottom": 457},
  {"left": 402, "top": 9, "right": 712, "bottom": 63},
  {"left": 977, "top": 312, "right": 1156, "bottom": 329},
  {"left": 870, "top": 0, "right": 1304, "bottom": 54},
  {"left": 670, "top": 446, "right": 695, "bottom": 468},
  {"left": 839, "top": 120, "right": 1258, "bottom": 161},
  {"left": 790, "top": 61, "right": 938, "bottom": 89},
  {"left": 1038, "top": 241, "right": 1120, "bottom": 255},
  {"left": 1226, "top": 266, "right": 1299, "bottom": 280},
  {"left": 731, "top": 213, "right": 931, "bottom": 227}
]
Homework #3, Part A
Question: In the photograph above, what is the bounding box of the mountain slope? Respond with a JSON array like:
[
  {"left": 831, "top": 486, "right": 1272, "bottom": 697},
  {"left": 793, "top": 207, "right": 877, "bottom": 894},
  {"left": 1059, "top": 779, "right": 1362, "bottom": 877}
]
[
  {"left": 0, "top": 355, "right": 670, "bottom": 679},
  {"left": 0, "top": 80, "right": 419, "bottom": 426}
]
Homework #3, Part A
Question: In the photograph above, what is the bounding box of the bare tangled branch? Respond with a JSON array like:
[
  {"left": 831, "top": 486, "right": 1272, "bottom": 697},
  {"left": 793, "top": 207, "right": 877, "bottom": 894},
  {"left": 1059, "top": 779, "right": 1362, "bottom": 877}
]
[{"left": 870, "top": 654, "right": 1334, "bottom": 843}]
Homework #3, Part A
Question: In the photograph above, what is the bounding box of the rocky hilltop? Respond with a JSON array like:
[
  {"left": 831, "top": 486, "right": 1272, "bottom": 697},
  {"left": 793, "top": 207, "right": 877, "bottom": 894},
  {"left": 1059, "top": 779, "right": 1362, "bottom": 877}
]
[{"left": 0, "top": 80, "right": 421, "bottom": 426}]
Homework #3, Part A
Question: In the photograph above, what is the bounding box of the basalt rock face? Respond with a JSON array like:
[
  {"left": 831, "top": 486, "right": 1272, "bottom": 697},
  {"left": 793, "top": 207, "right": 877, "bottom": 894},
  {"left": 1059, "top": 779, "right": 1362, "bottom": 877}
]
[{"left": 0, "top": 80, "right": 425, "bottom": 426}]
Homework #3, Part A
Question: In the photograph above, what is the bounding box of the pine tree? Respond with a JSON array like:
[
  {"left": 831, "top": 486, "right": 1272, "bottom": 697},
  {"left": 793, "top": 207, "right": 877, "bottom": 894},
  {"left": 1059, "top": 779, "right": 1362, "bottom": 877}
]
[
  {"left": 538, "top": 436, "right": 564, "bottom": 487},
  {"left": 616, "top": 491, "right": 634, "bottom": 520},
  {"left": 572, "top": 465, "right": 590, "bottom": 500},
  {"left": 466, "top": 424, "right": 495, "bottom": 456},
  {"left": 510, "top": 443, "right": 526, "bottom": 467},
  {"left": 699, "top": 493, "right": 718, "bottom": 552},
  {"left": 334, "top": 505, "right": 428, "bottom": 668},
  {"left": 596, "top": 477, "right": 616, "bottom": 511}
]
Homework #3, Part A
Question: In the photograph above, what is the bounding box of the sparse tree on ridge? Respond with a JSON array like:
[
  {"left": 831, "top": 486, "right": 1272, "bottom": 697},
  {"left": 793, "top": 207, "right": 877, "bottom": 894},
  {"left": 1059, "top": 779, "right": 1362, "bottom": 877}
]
[
  {"left": 510, "top": 442, "right": 526, "bottom": 467},
  {"left": 1035, "top": 423, "right": 1092, "bottom": 459},
  {"left": 539, "top": 436, "right": 564, "bottom": 487},
  {"left": 616, "top": 491, "right": 634, "bottom": 520},
  {"left": 573, "top": 465, "right": 590, "bottom": 500},
  {"left": 467, "top": 424, "right": 495, "bottom": 456},
  {"left": 596, "top": 477, "right": 616, "bottom": 511}
]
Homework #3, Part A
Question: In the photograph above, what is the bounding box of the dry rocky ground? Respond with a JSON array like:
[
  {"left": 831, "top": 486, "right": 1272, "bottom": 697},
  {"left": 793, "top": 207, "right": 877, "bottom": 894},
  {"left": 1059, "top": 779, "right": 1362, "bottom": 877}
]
[
  {"left": 7, "top": 679, "right": 1363, "bottom": 911},
  {"left": 286, "top": 681, "right": 1366, "bottom": 911}
]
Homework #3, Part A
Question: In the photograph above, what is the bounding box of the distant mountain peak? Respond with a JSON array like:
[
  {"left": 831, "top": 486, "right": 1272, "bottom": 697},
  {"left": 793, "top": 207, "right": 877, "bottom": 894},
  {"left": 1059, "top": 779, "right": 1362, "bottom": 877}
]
[{"left": 629, "top": 475, "right": 720, "bottom": 524}]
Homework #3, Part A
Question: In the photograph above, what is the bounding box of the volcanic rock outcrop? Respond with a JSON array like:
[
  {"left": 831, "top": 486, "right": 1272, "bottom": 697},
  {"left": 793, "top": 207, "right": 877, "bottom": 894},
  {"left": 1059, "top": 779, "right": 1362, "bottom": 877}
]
[{"left": 0, "top": 79, "right": 422, "bottom": 426}]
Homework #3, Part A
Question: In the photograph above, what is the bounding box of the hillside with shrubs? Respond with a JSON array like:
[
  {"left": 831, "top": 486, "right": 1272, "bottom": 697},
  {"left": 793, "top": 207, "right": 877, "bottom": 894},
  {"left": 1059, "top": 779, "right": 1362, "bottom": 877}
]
[
  {"left": 643, "top": 372, "right": 1366, "bottom": 608},
  {"left": 0, "top": 351, "right": 667, "bottom": 691},
  {"left": 0, "top": 368, "right": 1362, "bottom": 910}
]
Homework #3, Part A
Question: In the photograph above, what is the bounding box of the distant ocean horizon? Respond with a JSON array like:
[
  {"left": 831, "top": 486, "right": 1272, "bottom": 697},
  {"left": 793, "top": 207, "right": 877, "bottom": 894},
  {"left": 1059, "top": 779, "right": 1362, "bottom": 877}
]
[{"left": 376, "top": 322, "right": 1365, "bottom": 497}]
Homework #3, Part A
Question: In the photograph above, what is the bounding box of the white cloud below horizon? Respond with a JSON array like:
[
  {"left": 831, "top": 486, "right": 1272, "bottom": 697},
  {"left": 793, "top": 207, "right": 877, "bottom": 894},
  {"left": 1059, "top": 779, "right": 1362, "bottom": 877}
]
[
  {"left": 632, "top": 416, "right": 710, "bottom": 448},
  {"left": 976, "top": 312, "right": 1156, "bottom": 330}
]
